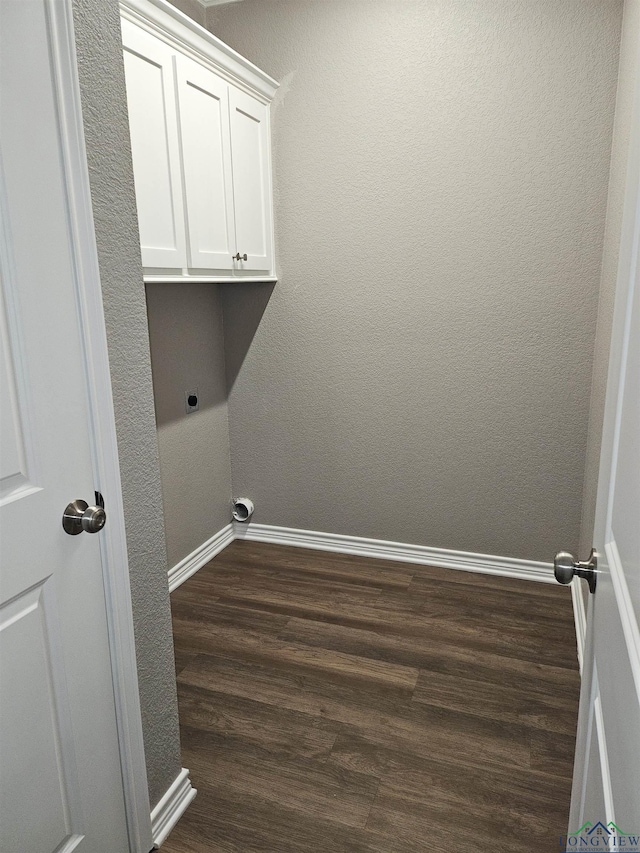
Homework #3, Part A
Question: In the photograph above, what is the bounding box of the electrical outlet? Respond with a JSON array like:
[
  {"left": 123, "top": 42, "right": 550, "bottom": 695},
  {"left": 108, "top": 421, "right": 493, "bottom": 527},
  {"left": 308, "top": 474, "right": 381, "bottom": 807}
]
[{"left": 185, "top": 389, "right": 199, "bottom": 413}]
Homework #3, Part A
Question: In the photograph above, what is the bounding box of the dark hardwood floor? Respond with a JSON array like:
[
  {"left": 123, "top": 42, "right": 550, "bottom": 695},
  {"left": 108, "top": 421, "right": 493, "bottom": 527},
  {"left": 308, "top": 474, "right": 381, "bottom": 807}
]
[{"left": 164, "top": 540, "right": 580, "bottom": 853}]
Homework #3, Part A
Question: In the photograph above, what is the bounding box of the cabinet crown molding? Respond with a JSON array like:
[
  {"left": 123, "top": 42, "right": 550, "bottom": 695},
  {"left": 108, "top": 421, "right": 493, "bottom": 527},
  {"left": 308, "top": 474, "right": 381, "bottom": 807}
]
[
  {"left": 199, "top": 0, "right": 244, "bottom": 7},
  {"left": 120, "top": 0, "right": 279, "bottom": 102}
]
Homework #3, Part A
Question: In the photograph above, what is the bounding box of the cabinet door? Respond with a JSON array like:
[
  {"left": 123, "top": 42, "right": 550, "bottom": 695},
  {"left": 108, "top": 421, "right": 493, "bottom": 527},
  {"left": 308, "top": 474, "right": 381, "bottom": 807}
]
[
  {"left": 122, "top": 20, "right": 187, "bottom": 269},
  {"left": 175, "top": 55, "right": 235, "bottom": 271},
  {"left": 228, "top": 88, "right": 273, "bottom": 274}
]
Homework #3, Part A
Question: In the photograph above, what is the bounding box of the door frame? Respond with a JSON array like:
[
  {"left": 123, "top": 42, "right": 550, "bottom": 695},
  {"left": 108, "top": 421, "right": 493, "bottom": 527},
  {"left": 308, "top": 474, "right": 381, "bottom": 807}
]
[
  {"left": 47, "top": 2, "right": 153, "bottom": 851},
  {"left": 568, "top": 3, "right": 640, "bottom": 830}
]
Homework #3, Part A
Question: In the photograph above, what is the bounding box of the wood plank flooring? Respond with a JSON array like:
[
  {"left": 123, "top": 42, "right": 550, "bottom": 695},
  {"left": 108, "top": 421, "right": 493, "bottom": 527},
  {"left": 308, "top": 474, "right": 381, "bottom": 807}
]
[{"left": 164, "top": 540, "right": 580, "bottom": 853}]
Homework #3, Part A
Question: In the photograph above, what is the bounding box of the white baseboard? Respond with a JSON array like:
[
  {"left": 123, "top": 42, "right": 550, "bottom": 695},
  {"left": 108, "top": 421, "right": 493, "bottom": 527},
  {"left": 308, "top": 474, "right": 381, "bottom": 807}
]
[
  {"left": 571, "top": 577, "right": 588, "bottom": 673},
  {"left": 233, "top": 522, "right": 556, "bottom": 584},
  {"left": 151, "top": 767, "right": 197, "bottom": 848},
  {"left": 168, "top": 523, "right": 234, "bottom": 592}
]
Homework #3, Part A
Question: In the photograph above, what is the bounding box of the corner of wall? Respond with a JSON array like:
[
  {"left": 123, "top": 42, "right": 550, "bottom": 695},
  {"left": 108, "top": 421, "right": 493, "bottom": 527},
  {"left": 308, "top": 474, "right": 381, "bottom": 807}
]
[{"left": 72, "top": 0, "right": 182, "bottom": 810}]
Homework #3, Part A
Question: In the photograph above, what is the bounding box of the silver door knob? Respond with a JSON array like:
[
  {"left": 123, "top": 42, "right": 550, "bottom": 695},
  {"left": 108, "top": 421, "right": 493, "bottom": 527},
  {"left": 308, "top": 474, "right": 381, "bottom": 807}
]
[
  {"left": 233, "top": 253, "right": 247, "bottom": 261},
  {"left": 554, "top": 548, "right": 597, "bottom": 594},
  {"left": 62, "top": 499, "right": 107, "bottom": 535}
]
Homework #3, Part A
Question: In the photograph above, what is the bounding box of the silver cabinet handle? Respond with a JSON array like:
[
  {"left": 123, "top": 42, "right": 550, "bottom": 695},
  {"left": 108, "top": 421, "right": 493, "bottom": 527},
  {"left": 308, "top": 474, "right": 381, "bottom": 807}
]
[
  {"left": 233, "top": 253, "right": 248, "bottom": 261},
  {"left": 62, "top": 499, "right": 107, "bottom": 535}
]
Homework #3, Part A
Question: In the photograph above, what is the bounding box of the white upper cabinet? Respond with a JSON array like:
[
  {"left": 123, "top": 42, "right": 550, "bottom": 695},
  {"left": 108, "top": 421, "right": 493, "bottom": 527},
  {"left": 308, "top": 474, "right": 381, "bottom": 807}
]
[
  {"left": 176, "top": 54, "right": 236, "bottom": 272},
  {"left": 229, "top": 88, "right": 273, "bottom": 274},
  {"left": 120, "top": 0, "right": 278, "bottom": 282},
  {"left": 122, "top": 19, "right": 187, "bottom": 269}
]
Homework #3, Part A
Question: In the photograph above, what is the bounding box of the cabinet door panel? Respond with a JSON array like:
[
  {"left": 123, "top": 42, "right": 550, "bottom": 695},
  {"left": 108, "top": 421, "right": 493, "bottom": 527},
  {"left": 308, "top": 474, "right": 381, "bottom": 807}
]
[
  {"left": 176, "top": 55, "right": 235, "bottom": 271},
  {"left": 122, "top": 20, "right": 187, "bottom": 269},
  {"left": 229, "top": 88, "right": 273, "bottom": 273}
]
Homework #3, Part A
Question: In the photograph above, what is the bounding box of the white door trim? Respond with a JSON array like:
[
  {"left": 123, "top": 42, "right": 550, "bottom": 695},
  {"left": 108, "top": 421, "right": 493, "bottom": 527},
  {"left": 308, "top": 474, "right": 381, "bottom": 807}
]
[
  {"left": 49, "top": 3, "right": 152, "bottom": 851},
  {"left": 571, "top": 579, "right": 588, "bottom": 673},
  {"left": 593, "top": 680, "right": 616, "bottom": 830}
]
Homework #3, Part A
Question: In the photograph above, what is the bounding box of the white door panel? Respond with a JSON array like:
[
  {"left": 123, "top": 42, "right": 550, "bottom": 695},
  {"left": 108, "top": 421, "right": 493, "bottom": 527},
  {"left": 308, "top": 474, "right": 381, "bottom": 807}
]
[
  {"left": 580, "top": 708, "right": 608, "bottom": 833},
  {"left": 596, "top": 571, "right": 640, "bottom": 822},
  {"left": 229, "top": 87, "right": 273, "bottom": 273},
  {"left": 610, "top": 277, "right": 640, "bottom": 613},
  {"left": 0, "top": 286, "right": 32, "bottom": 500},
  {"left": 0, "top": 580, "right": 84, "bottom": 853},
  {"left": 122, "top": 19, "right": 187, "bottom": 269},
  {"left": 578, "top": 670, "right": 606, "bottom": 825},
  {"left": 176, "top": 54, "right": 235, "bottom": 271},
  {"left": 0, "top": 1, "right": 130, "bottom": 850}
]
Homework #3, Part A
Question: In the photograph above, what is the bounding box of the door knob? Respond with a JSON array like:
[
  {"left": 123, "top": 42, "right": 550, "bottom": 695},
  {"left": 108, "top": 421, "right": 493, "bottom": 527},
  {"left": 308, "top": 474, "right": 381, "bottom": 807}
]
[
  {"left": 233, "top": 253, "right": 247, "bottom": 261},
  {"left": 554, "top": 548, "right": 597, "bottom": 594},
  {"left": 62, "top": 499, "right": 107, "bottom": 535}
]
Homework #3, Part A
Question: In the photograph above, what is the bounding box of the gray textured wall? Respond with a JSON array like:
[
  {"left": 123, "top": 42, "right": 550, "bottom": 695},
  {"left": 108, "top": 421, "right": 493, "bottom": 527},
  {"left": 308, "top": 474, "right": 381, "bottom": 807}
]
[
  {"left": 579, "top": 0, "right": 640, "bottom": 559},
  {"left": 211, "top": 0, "right": 622, "bottom": 562},
  {"left": 72, "top": 0, "right": 182, "bottom": 810},
  {"left": 146, "top": 284, "right": 233, "bottom": 567}
]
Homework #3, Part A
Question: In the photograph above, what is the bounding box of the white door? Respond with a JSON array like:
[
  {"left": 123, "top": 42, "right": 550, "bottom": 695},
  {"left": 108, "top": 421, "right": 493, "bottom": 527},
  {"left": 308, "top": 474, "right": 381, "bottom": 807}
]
[
  {"left": 229, "top": 87, "right": 273, "bottom": 274},
  {"left": 561, "top": 19, "right": 640, "bottom": 848},
  {"left": 122, "top": 19, "right": 187, "bottom": 270},
  {"left": 0, "top": 2, "right": 131, "bottom": 851},
  {"left": 176, "top": 54, "right": 236, "bottom": 272}
]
